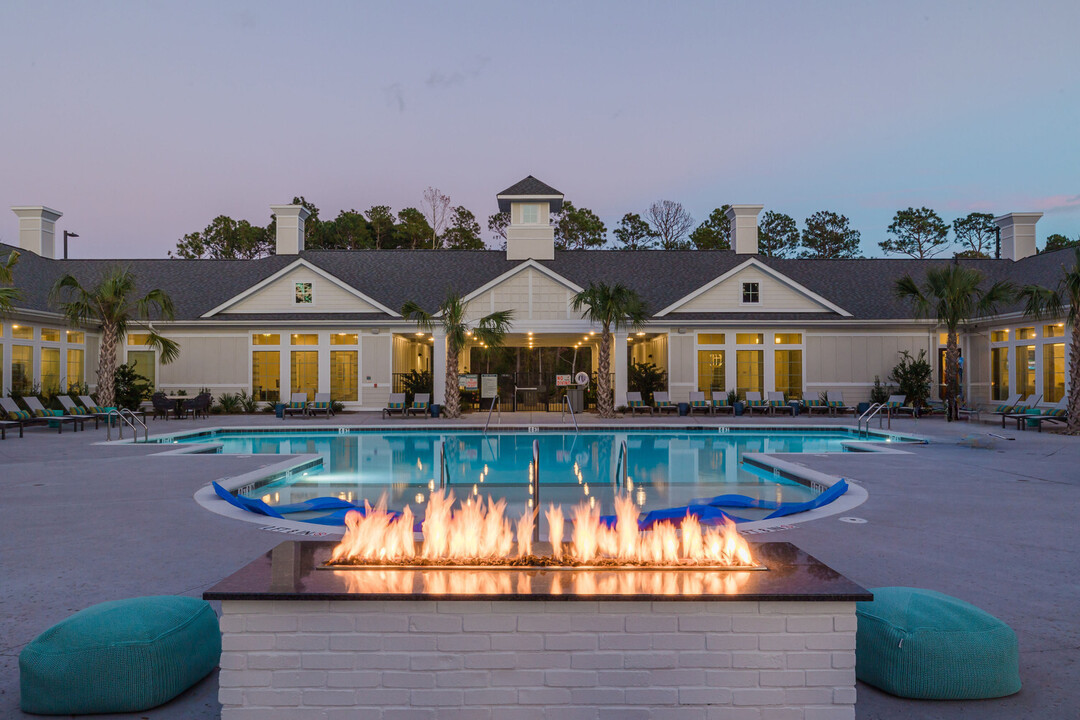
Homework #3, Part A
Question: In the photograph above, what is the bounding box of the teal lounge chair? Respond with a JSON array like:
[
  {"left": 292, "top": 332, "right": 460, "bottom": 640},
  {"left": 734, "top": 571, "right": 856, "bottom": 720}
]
[{"left": 653, "top": 391, "right": 678, "bottom": 414}]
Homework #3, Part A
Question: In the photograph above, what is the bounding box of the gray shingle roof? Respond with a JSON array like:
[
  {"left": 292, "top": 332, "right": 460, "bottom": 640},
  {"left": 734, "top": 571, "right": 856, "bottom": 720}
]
[
  {"left": 2, "top": 243, "right": 1071, "bottom": 325},
  {"left": 497, "top": 175, "right": 563, "bottom": 198}
]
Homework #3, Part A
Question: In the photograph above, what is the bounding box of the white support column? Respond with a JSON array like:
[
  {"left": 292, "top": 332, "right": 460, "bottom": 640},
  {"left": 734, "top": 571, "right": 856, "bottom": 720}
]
[
  {"left": 432, "top": 330, "right": 447, "bottom": 405},
  {"left": 318, "top": 334, "right": 331, "bottom": 395},
  {"left": 613, "top": 332, "right": 628, "bottom": 408}
]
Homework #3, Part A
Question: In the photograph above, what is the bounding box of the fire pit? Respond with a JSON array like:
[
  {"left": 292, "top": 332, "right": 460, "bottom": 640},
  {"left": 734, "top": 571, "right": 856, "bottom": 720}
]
[{"left": 206, "top": 490, "right": 869, "bottom": 719}]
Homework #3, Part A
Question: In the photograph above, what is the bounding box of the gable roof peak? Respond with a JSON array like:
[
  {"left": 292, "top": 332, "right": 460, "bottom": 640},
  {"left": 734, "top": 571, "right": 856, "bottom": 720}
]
[{"left": 497, "top": 175, "right": 563, "bottom": 198}]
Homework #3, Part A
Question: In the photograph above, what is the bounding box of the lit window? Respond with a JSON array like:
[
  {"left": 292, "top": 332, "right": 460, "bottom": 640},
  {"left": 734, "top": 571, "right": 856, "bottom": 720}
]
[
  {"left": 291, "top": 334, "right": 318, "bottom": 346},
  {"left": 735, "top": 333, "right": 763, "bottom": 345},
  {"left": 331, "top": 350, "right": 358, "bottom": 401},
  {"left": 291, "top": 350, "right": 318, "bottom": 401},
  {"left": 698, "top": 333, "right": 725, "bottom": 345},
  {"left": 990, "top": 330, "right": 1008, "bottom": 343},
  {"left": 295, "top": 282, "right": 314, "bottom": 304},
  {"left": 67, "top": 349, "right": 84, "bottom": 389},
  {"left": 697, "top": 350, "right": 725, "bottom": 393},
  {"left": 520, "top": 204, "right": 539, "bottom": 224},
  {"left": 128, "top": 333, "right": 151, "bottom": 346},
  {"left": 1016, "top": 327, "right": 1036, "bottom": 340},
  {"left": 41, "top": 348, "right": 61, "bottom": 393},
  {"left": 12, "top": 325, "right": 32, "bottom": 340},
  {"left": 66, "top": 330, "right": 84, "bottom": 344},
  {"left": 252, "top": 351, "right": 280, "bottom": 402},
  {"left": 253, "top": 333, "right": 281, "bottom": 345},
  {"left": 774, "top": 348, "right": 803, "bottom": 399},
  {"left": 741, "top": 282, "right": 759, "bottom": 304},
  {"left": 774, "top": 333, "right": 802, "bottom": 345},
  {"left": 40, "top": 328, "right": 60, "bottom": 342},
  {"left": 1044, "top": 324, "right": 1065, "bottom": 338},
  {"left": 331, "top": 333, "right": 358, "bottom": 345}
]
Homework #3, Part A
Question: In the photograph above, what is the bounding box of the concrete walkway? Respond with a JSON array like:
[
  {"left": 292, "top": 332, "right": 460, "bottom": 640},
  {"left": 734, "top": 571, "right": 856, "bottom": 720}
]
[{"left": 0, "top": 410, "right": 1076, "bottom": 718}]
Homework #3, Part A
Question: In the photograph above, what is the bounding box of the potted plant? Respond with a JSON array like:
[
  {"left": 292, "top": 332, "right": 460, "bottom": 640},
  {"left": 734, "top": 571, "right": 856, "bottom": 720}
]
[{"left": 728, "top": 390, "right": 743, "bottom": 416}]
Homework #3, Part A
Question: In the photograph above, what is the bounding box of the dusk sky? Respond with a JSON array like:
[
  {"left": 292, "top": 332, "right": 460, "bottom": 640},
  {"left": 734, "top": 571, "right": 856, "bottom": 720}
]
[{"left": 1, "top": 0, "right": 1077, "bottom": 258}]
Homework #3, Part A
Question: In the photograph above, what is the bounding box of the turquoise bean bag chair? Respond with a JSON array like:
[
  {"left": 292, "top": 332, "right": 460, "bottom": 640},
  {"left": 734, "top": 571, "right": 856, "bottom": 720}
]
[
  {"left": 856, "top": 587, "right": 1021, "bottom": 699},
  {"left": 20, "top": 596, "right": 221, "bottom": 715}
]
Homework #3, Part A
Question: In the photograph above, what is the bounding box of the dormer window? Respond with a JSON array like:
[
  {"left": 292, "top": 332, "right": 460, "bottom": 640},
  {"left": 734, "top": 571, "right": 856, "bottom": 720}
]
[
  {"left": 742, "top": 282, "right": 760, "bottom": 304},
  {"left": 520, "top": 204, "right": 540, "bottom": 224}
]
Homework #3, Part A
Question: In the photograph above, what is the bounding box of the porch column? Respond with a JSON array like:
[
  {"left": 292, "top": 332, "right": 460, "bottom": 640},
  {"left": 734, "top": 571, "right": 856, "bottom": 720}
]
[
  {"left": 613, "top": 332, "right": 628, "bottom": 408},
  {"left": 432, "top": 330, "right": 447, "bottom": 405}
]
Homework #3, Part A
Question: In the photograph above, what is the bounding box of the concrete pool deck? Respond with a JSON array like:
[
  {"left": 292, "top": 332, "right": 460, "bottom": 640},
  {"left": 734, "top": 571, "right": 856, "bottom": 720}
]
[{"left": 1, "top": 411, "right": 1077, "bottom": 719}]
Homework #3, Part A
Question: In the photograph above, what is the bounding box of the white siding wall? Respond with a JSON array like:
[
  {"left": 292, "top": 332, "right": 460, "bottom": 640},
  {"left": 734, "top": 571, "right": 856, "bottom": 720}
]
[
  {"left": 223, "top": 267, "right": 379, "bottom": 315},
  {"left": 676, "top": 267, "right": 826, "bottom": 313}
]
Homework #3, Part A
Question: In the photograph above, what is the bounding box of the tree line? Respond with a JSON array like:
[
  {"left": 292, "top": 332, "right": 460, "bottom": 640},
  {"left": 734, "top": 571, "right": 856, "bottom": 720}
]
[{"left": 171, "top": 190, "right": 1079, "bottom": 260}]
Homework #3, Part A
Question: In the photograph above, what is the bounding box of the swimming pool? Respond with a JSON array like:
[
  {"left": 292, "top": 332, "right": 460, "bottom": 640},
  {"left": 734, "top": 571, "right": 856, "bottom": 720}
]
[{"left": 172, "top": 428, "right": 906, "bottom": 523}]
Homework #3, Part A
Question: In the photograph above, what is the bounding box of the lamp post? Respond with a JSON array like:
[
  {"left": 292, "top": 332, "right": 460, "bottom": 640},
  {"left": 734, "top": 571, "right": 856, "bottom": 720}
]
[{"left": 63, "top": 230, "right": 79, "bottom": 259}]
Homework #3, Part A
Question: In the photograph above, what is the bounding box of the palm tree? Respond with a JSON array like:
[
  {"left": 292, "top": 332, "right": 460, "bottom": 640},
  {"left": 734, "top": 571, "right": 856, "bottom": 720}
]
[
  {"left": 0, "top": 249, "right": 21, "bottom": 316},
  {"left": 50, "top": 266, "right": 180, "bottom": 406},
  {"left": 401, "top": 291, "right": 513, "bottom": 419},
  {"left": 1016, "top": 247, "right": 1080, "bottom": 435},
  {"left": 896, "top": 263, "right": 1013, "bottom": 421},
  {"left": 571, "top": 282, "right": 648, "bottom": 418}
]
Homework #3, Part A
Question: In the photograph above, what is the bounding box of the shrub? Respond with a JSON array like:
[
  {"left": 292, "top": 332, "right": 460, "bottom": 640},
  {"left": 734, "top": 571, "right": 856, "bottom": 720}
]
[
  {"left": 113, "top": 363, "right": 153, "bottom": 410},
  {"left": 628, "top": 361, "right": 667, "bottom": 405},
  {"left": 400, "top": 370, "right": 433, "bottom": 405},
  {"left": 889, "top": 350, "right": 932, "bottom": 410},
  {"left": 727, "top": 390, "right": 740, "bottom": 406},
  {"left": 869, "top": 376, "right": 890, "bottom": 404},
  {"left": 237, "top": 390, "right": 259, "bottom": 414},
  {"left": 331, "top": 400, "right": 346, "bottom": 414},
  {"left": 217, "top": 392, "right": 241, "bottom": 413}
]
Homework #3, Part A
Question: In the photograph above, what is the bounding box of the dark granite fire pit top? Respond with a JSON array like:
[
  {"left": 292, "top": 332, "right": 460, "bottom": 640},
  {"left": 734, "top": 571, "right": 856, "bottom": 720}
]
[{"left": 204, "top": 541, "right": 872, "bottom": 602}]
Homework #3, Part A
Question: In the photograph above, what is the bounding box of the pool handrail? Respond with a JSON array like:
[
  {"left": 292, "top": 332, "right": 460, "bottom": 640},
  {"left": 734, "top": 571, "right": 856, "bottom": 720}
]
[
  {"left": 613, "top": 439, "right": 628, "bottom": 489},
  {"left": 531, "top": 438, "right": 540, "bottom": 541},
  {"left": 483, "top": 395, "right": 501, "bottom": 434},
  {"left": 560, "top": 394, "right": 579, "bottom": 432}
]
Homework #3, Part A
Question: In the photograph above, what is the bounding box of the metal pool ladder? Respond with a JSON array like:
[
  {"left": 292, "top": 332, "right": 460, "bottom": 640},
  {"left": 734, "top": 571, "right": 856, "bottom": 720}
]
[
  {"left": 613, "top": 439, "right": 628, "bottom": 488},
  {"left": 560, "top": 394, "right": 579, "bottom": 432},
  {"left": 856, "top": 402, "right": 887, "bottom": 435},
  {"left": 438, "top": 441, "right": 450, "bottom": 489},
  {"left": 483, "top": 395, "right": 501, "bottom": 434},
  {"left": 530, "top": 438, "right": 540, "bottom": 541},
  {"left": 106, "top": 408, "right": 148, "bottom": 443}
]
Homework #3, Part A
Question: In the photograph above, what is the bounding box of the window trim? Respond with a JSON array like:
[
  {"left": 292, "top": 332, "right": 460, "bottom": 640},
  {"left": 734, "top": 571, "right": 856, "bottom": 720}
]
[
  {"left": 294, "top": 281, "right": 315, "bottom": 305},
  {"left": 740, "top": 281, "right": 760, "bottom": 305}
]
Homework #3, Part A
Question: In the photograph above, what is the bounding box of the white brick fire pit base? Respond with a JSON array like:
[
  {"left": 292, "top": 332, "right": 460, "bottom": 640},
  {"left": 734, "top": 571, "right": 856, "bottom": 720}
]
[{"left": 218, "top": 599, "right": 857, "bottom": 720}]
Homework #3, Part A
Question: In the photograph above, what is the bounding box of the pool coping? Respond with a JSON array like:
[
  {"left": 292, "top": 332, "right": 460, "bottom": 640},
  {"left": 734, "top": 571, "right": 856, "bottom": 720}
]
[{"left": 173, "top": 424, "right": 927, "bottom": 536}]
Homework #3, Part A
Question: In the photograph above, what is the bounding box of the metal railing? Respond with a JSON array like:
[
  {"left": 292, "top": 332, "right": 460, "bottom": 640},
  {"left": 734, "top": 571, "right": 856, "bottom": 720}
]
[
  {"left": 530, "top": 439, "right": 540, "bottom": 541},
  {"left": 483, "top": 395, "right": 501, "bottom": 434},
  {"left": 438, "top": 441, "right": 450, "bottom": 489},
  {"left": 560, "top": 394, "right": 579, "bottom": 432},
  {"left": 856, "top": 402, "right": 887, "bottom": 434},
  {"left": 106, "top": 408, "right": 148, "bottom": 442},
  {"left": 613, "top": 439, "right": 628, "bottom": 489}
]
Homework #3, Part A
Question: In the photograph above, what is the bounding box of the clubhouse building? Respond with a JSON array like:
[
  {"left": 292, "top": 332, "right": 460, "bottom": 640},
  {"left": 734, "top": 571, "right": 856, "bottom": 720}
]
[{"left": 1, "top": 177, "right": 1071, "bottom": 411}]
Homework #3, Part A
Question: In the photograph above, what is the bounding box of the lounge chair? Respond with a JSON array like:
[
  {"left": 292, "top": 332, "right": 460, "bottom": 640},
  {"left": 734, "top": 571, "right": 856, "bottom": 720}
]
[
  {"left": 688, "top": 391, "right": 712, "bottom": 415},
  {"left": 382, "top": 392, "right": 407, "bottom": 419},
  {"left": 78, "top": 395, "right": 119, "bottom": 425},
  {"left": 284, "top": 393, "right": 308, "bottom": 419},
  {"left": 956, "top": 400, "right": 982, "bottom": 422},
  {"left": 23, "top": 396, "right": 85, "bottom": 432},
  {"left": 883, "top": 394, "right": 908, "bottom": 420},
  {"left": 1, "top": 397, "right": 60, "bottom": 434},
  {"left": 744, "top": 391, "right": 768, "bottom": 415},
  {"left": 767, "top": 391, "right": 792, "bottom": 416},
  {"left": 406, "top": 393, "right": 430, "bottom": 418},
  {"left": 987, "top": 393, "right": 1022, "bottom": 424},
  {"left": 1002, "top": 394, "right": 1045, "bottom": 429},
  {"left": 826, "top": 391, "right": 854, "bottom": 415},
  {"left": 625, "top": 392, "right": 653, "bottom": 415},
  {"left": 1022, "top": 398, "right": 1069, "bottom": 432},
  {"left": 307, "top": 392, "right": 335, "bottom": 418},
  {"left": 804, "top": 395, "right": 831, "bottom": 415},
  {"left": 653, "top": 391, "right": 678, "bottom": 414},
  {"left": 710, "top": 393, "right": 734, "bottom": 414},
  {"left": 58, "top": 395, "right": 101, "bottom": 429},
  {"left": 0, "top": 418, "right": 21, "bottom": 439}
]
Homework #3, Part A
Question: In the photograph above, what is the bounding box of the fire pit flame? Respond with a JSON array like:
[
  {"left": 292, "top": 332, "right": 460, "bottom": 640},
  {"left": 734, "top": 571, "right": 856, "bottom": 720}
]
[{"left": 329, "top": 489, "right": 756, "bottom": 568}]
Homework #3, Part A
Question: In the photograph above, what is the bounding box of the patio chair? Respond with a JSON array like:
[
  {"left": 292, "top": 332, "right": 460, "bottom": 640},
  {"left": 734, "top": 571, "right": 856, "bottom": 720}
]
[
  {"left": 987, "top": 393, "right": 1022, "bottom": 424},
  {"left": 23, "top": 396, "right": 85, "bottom": 432},
  {"left": 406, "top": 393, "right": 431, "bottom": 418},
  {"left": 150, "top": 392, "right": 172, "bottom": 421},
  {"left": 826, "top": 391, "right": 854, "bottom": 416},
  {"left": 58, "top": 395, "right": 101, "bottom": 429},
  {"left": 688, "top": 391, "right": 712, "bottom": 415},
  {"left": 744, "top": 391, "right": 768, "bottom": 415},
  {"left": 653, "top": 391, "right": 678, "bottom": 414},
  {"left": 0, "top": 418, "right": 21, "bottom": 439},
  {"left": 283, "top": 393, "right": 308, "bottom": 419},
  {"left": 767, "top": 391, "right": 792, "bottom": 416},
  {"left": 1024, "top": 398, "right": 1069, "bottom": 432},
  {"left": 1, "top": 397, "right": 57, "bottom": 434},
  {"left": 625, "top": 392, "right": 653, "bottom": 415},
  {"left": 78, "top": 395, "right": 118, "bottom": 425},
  {"left": 382, "top": 392, "right": 407, "bottom": 419},
  {"left": 883, "top": 395, "right": 908, "bottom": 420},
  {"left": 804, "top": 394, "right": 831, "bottom": 415},
  {"left": 956, "top": 402, "right": 981, "bottom": 422},
  {"left": 710, "top": 393, "right": 734, "bottom": 414},
  {"left": 307, "top": 392, "right": 335, "bottom": 418},
  {"left": 1002, "top": 394, "right": 1045, "bottom": 429}
]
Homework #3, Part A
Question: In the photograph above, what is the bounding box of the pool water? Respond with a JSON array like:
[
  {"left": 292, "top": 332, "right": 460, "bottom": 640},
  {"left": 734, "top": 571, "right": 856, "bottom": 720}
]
[{"left": 178, "top": 430, "right": 889, "bottom": 521}]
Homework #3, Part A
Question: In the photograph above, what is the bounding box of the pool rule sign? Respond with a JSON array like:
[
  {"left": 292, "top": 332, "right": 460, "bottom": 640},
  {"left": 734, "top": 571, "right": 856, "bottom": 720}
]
[{"left": 480, "top": 374, "right": 498, "bottom": 399}]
